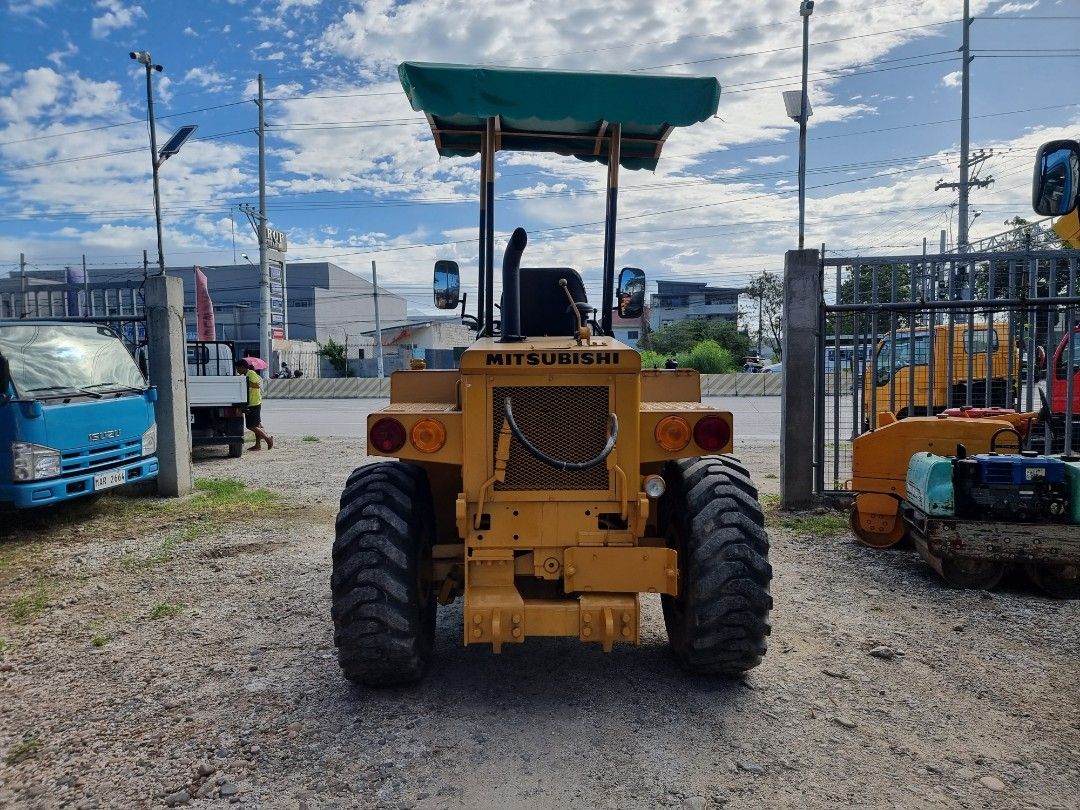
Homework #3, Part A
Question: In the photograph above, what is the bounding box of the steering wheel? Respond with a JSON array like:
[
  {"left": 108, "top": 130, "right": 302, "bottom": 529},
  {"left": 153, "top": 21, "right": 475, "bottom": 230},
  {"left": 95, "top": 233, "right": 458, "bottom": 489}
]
[{"left": 461, "top": 314, "right": 480, "bottom": 331}]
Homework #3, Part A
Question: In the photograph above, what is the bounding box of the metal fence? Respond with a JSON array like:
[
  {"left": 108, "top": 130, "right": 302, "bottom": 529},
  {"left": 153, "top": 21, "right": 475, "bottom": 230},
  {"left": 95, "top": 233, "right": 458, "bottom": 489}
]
[
  {"left": 817, "top": 249, "right": 1080, "bottom": 494},
  {"left": 0, "top": 280, "right": 148, "bottom": 351}
]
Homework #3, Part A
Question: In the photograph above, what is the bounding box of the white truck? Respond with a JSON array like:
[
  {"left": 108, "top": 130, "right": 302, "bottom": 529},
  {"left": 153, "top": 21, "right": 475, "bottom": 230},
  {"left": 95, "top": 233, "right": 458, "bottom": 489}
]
[{"left": 186, "top": 341, "right": 249, "bottom": 458}]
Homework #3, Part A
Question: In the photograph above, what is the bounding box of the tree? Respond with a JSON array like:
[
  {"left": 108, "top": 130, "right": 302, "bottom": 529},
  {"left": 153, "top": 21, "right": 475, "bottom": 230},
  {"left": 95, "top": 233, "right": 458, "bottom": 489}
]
[
  {"left": 318, "top": 336, "right": 349, "bottom": 377},
  {"left": 643, "top": 318, "right": 750, "bottom": 361},
  {"left": 744, "top": 271, "right": 784, "bottom": 360}
]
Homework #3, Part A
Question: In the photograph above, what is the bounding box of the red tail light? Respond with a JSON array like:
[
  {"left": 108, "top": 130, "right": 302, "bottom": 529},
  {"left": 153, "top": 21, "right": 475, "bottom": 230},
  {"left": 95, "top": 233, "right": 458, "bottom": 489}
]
[
  {"left": 693, "top": 415, "right": 731, "bottom": 452},
  {"left": 369, "top": 418, "right": 406, "bottom": 453}
]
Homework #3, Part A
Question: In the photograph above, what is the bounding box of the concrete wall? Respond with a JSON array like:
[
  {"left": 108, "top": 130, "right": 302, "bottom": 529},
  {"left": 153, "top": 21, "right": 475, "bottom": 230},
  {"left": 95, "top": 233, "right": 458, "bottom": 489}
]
[{"left": 266, "top": 372, "right": 788, "bottom": 399}]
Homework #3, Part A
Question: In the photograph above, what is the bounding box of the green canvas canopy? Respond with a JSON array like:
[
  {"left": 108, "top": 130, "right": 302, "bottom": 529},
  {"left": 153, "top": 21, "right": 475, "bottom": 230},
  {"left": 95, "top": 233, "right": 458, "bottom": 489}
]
[{"left": 398, "top": 62, "right": 720, "bottom": 171}]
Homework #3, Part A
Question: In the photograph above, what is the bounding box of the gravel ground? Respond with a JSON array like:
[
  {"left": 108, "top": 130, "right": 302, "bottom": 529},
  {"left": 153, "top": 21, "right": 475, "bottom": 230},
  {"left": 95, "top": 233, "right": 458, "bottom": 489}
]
[{"left": 1, "top": 435, "right": 1077, "bottom": 810}]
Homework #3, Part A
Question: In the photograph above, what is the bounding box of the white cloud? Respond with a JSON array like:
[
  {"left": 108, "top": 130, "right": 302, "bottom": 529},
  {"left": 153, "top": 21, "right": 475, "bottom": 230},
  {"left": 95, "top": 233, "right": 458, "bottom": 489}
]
[
  {"left": 266, "top": 51, "right": 286, "bottom": 61},
  {"left": 0, "top": 67, "right": 63, "bottom": 122},
  {"left": 183, "top": 26, "right": 198, "bottom": 37},
  {"left": 91, "top": 0, "right": 146, "bottom": 39},
  {"left": 994, "top": 1, "right": 1040, "bottom": 13},
  {"left": 941, "top": 71, "right": 962, "bottom": 88},
  {"left": 182, "top": 67, "right": 229, "bottom": 92},
  {"left": 46, "top": 38, "right": 78, "bottom": 68},
  {"left": 747, "top": 155, "right": 788, "bottom": 165},
  {"left": 8, "top": 0, "right": 59, "bottom": 13}
]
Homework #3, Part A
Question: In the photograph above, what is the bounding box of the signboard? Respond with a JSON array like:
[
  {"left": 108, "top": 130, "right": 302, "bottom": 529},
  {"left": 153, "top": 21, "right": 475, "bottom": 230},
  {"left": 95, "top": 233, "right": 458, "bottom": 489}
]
[
  {"left": 268, "top": 257, "right": 287, "bottom": 340},
  {"left": 266, "top": 227, "right": 288, "bottom": 252}
]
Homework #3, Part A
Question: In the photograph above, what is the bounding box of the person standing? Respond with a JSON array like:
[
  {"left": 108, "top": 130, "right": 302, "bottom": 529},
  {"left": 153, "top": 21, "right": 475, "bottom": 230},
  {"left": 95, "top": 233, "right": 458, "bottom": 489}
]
[{"left": 234, "top": 360, "right": 274, "bottom": 450}]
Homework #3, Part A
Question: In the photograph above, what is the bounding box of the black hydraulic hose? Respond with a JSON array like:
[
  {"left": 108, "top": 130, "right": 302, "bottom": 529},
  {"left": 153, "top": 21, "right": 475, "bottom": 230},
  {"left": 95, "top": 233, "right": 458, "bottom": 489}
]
[
  {"left": 499, "top": 227, "right": 527, "bottom": 342},
  {"left": 504, "top": 397, "right": 618, "bottom": 471}
]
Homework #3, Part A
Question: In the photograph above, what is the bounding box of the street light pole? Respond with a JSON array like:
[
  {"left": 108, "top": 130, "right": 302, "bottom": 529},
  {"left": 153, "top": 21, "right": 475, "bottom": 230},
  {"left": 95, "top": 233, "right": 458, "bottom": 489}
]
[
  {"left": 131, "top": 51, "right": 166, "bottom": 275},
  {"left": 798, "top": 0, "right": 814, "bottom": 251}
]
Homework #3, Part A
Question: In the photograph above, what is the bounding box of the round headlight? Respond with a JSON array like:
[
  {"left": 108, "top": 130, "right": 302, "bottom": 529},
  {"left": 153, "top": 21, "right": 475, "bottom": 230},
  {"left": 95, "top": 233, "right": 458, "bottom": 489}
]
[{"left": 643, "top": 475, "right": 666, "bottom": 499}]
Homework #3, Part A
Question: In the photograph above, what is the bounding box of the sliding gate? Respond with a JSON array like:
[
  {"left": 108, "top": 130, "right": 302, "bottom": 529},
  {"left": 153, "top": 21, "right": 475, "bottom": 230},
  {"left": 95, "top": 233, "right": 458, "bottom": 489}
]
[{"left": 816, "top": 249, "right": 1080, "bottom": 496}]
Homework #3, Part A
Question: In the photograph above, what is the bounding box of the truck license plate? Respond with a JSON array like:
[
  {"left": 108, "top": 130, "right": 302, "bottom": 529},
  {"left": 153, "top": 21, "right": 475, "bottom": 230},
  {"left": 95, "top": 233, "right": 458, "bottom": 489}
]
[{"left": 93, "top": 469, "right": 127, "bottom": 491}]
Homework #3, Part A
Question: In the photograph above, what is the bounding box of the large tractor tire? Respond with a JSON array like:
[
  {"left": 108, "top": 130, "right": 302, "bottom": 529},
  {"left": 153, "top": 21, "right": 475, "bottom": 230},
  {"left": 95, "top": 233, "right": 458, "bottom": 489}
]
[
  {"left": 661, "top": 455, "right": 773, "bottom": 676},
  {"left": 331, "top": 461, "right": 436, "bottom": 687}
]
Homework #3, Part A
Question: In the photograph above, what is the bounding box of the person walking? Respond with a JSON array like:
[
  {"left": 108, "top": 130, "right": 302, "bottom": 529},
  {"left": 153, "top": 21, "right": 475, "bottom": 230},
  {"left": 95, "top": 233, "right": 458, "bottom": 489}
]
[{"left": 235, "top": 360, "right": 274, "bottom": 450}]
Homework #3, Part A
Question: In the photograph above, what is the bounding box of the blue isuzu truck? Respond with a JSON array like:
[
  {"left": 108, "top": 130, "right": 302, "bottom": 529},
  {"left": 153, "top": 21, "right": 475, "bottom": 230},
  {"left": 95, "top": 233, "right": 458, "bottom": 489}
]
[{"left": 0, "top": 321, "right": 159, "bottom": 509}]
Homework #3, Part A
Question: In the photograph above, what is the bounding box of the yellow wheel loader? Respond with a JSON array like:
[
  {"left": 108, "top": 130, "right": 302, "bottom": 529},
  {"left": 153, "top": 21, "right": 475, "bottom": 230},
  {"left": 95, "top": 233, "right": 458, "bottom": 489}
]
[{"left": 330, "top": 63, "right": 772, "bottom": 686}]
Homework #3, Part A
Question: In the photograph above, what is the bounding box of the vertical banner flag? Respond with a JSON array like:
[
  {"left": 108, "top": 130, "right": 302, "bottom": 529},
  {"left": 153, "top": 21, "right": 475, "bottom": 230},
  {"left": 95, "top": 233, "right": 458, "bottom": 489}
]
[
  {"left": 65, "top": 265, "right": 86, "bottom": 316},
  {"left": 194, "top": 266, "right": 216, "bottom": 341}
]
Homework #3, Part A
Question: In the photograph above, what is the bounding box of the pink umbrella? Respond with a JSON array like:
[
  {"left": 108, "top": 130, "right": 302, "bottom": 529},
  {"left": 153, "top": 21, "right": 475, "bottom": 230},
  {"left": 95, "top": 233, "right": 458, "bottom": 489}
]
[{"left": 243, "top": 356, "right": 268, "bottom": 371}]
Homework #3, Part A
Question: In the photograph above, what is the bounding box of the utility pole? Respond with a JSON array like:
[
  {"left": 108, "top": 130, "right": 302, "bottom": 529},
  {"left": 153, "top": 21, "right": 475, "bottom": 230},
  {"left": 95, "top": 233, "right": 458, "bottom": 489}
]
[
  {"left": 82, "top": 254, "right": 89, "bottom": 317},
  {"left": 958, "top": 0, "right": 971, "bottom": 253},
  {"left": 257, "top": 74, "right": 271, "bottom": 376},
  {"left": 371, "top": 260, "right": 385, "bottom": 380},
  {"left": 797, "top": 0, "right": 814, "bottom": 251},
  {"left": 130, "top": 51, "right": 166, "bottom": 274},
  {"left": 757, "top": 293, "right": 764, "bottom": 359},
  {"left": 934, "top": 4, "right": 992, "bottom": 253},
  {"left": 19, "top": 252, "right": 26, "bottom": 318}
]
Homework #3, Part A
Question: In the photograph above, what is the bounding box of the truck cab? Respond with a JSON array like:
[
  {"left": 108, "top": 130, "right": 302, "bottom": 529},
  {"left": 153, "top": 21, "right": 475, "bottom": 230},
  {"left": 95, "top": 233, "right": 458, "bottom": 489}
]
[
  {"left": 863, "top": 322, "right": 1016, "bottom": 428},
  {"left": 0, "top": 321, "right": 159, "bottom": 508}
]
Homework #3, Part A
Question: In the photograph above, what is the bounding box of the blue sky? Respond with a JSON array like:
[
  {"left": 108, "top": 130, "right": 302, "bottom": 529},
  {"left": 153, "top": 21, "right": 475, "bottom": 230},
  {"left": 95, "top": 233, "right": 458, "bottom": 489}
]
[{"left": 0, "top": 0, "right": 1077, "bottom": 317}]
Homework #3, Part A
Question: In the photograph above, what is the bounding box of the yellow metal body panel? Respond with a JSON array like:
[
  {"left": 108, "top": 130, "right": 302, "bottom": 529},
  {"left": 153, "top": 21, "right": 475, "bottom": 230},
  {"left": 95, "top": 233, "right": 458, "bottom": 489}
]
[
  {"left": 563, "top": 546, "right": 678, "bottom": 595},
  {"left": 390, "top": 369, "right": 459, "bottom": 403},
  {"left": 641, "top": 369, "right": 701, "bottom": 401},
  {"left": 1053, "top": 208, "right": 1080, "bottom": 249},
  {"left": 362, "top": 334, "right": 734, "bottom": 651},
  {"left": 862, "top": 323, "right": 1018, "bottom": 416},
  {"left": 851, "top": 415, "right": 1020, "bottom": 501}
]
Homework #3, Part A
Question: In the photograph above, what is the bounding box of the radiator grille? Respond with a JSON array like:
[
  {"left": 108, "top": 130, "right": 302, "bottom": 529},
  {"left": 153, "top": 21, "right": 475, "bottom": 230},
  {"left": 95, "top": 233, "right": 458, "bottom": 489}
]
[{"left": 492, "top": 385, "right": 611, "bottom": 491}]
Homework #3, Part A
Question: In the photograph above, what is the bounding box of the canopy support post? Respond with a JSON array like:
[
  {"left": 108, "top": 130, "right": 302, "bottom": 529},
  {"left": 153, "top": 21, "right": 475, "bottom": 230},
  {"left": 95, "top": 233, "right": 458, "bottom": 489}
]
[
  {"left": 601, "top": 123, "right": 621, "bottom": 336},
  {"left": 483, "top": 116, "right": 496, "bottom": 336},
  {"left": 477, "top": 125, "right": 488, "bottom": 337}
]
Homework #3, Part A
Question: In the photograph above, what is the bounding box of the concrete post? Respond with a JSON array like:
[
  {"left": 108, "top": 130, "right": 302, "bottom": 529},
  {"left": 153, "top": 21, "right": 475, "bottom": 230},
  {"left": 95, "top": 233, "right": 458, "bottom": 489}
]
[
  {"left": 144, "top": 274, "right": 193, "bottom": 497},
  {"left": 780, "top": 248, "right": 821, "bottom": 510}
]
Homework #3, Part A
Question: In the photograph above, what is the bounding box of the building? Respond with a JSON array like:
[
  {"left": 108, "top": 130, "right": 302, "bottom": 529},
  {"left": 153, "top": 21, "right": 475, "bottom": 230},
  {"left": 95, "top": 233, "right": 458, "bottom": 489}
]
[
  {"left": 0, "top": 262, "right": 409, "bottom": 363},
  {"left": 611, "top": 308, "right": 649, "bottom": 347},
  {"left": 361, "top": 315, "right": 474, "bottom": 372},
  {"left": 649, "top": 280, "right": 741, "bottom": 331}
]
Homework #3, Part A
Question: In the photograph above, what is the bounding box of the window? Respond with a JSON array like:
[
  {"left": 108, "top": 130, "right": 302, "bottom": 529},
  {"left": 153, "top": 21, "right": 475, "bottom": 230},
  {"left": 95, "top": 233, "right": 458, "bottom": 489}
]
[
  {"left": 626, "top": 330, "right": 639, "bottom": 340},
  {"left": 875, "top": 333, "right": 930, "bottom": 384},
  {"left": 965, "top": 328, "right": 999, "bottom": 354}
]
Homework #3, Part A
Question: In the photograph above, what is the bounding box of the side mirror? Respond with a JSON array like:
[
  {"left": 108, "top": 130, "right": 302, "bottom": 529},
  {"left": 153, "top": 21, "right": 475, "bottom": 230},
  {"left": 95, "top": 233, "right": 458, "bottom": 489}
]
[
  {"left": 434, "top": 260, "right": 461, "bottom": 310},
  {"left": 616, "top": 267, "right": 646, "bottom": 320},
  {"left": 1032, "top": 140, "right": 1080, "bottom": 217}
]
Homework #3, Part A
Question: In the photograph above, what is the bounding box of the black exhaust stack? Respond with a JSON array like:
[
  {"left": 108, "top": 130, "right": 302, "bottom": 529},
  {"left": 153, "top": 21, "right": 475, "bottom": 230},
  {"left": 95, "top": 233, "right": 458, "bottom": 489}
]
[{"left": 499, "top": 227, "right": 528, "bottom": 342}]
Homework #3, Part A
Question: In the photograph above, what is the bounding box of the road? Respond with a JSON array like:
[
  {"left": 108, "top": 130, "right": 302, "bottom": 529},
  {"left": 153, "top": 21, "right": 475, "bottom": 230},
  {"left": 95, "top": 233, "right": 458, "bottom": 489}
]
[{"left": 262, "top": 396, "right": 782, "bottom": 441}]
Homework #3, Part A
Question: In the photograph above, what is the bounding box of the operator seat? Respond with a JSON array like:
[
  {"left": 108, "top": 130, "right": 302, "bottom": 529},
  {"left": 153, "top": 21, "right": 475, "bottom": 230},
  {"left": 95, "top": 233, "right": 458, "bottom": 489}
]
[{"left": 517, "top": 267, "right": 589, "bottom": 337}]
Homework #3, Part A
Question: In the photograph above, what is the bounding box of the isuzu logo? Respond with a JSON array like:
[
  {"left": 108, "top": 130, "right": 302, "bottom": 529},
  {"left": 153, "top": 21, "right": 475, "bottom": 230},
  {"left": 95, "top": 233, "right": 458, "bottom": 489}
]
[{"left": 88, "top": 430, "right": 121, "bottom": 442}]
